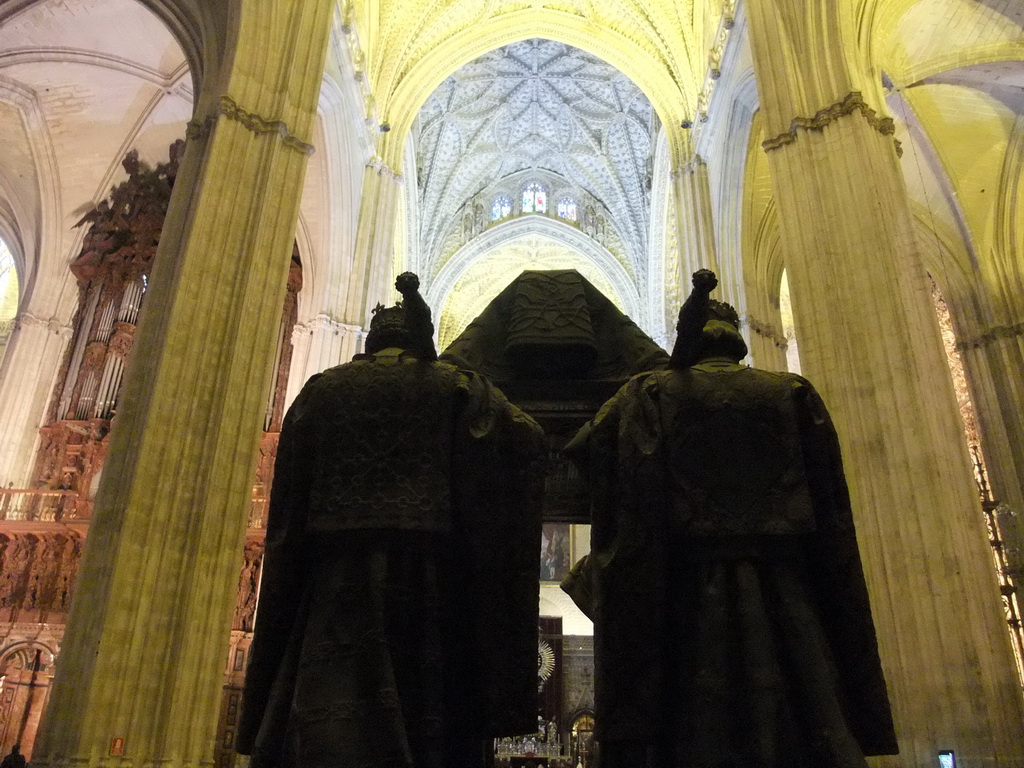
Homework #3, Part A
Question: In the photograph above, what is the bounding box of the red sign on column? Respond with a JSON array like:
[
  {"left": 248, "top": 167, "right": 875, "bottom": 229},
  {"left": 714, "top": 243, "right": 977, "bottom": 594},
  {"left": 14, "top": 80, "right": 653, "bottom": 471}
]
[{"left": 110, "top": 738, "right": 125, "bottom": 756}]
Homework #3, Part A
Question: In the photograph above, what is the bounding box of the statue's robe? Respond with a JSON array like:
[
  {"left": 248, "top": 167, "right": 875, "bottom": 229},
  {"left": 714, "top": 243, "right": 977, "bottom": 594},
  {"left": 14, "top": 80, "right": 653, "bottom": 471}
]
[
  {"left": 563, "top": 360, "right": 897, "bottom": 767},
  {"left": 238, "top": 348, "right": 545, "bottom": 768}
]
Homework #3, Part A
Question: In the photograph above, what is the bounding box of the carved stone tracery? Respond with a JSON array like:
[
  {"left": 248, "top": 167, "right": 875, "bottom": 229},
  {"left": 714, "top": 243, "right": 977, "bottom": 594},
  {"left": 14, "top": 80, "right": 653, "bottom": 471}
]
[
  {"left": 0, "top": 533, "right": 82, "bottom": 625},
  {"left": 415, "top": 40, "right": 657, "bottom": 288}
]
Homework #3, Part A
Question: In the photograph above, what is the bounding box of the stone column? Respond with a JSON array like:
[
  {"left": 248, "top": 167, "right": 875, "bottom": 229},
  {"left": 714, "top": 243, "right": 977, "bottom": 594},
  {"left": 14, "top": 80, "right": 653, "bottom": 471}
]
[
  {"left": 672, "top": 156, "right": 723, "bottom": 292},
  {"left": 344, "top": 155, "right": 404, "bottom": 327},
  {"left": 949, "top": 144, "right": 1024, "bottom": 525},
  {"left": 743, "top": 302, "right": 788, "bottom": 372},
  {"left": 285, "top": 315, "right": 363, "bottom": 408},
  {"left": 674, "top": 156, "right": 782, "bottom": 367},
  {"left": 745, "top": 1, "right": 1024, "bottom": 765},
  {"left": 0, "top": 314, "right": 71, "bottom": 486},
  {"left": 30, "top": 3, "right": 334, "bottom": 767},
  {"left": 956, "top": 295, "right": 1024, "bottom": 530}
]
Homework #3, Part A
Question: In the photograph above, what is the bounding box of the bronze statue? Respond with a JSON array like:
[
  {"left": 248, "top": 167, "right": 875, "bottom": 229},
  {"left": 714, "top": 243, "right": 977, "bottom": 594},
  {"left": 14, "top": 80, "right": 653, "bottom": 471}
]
[
  {"left": 562, "top": 270, "right": 897, "bottom": 767},
  {"left": 238, "top": 273, "right": 546, "bottom": 768}
]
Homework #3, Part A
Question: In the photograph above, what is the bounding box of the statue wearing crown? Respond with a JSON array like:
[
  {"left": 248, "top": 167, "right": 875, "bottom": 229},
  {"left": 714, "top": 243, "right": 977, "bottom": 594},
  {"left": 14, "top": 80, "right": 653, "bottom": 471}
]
[
  {"left": 562, "top": 270, "right": 897, "bottom": 767},
  {"left": 238, "top": 273, "right": 546, "bottom": 768}
]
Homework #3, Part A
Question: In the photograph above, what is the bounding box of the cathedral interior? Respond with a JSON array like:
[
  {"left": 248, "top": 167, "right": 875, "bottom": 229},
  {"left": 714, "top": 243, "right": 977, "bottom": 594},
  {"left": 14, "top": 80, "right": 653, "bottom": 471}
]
[{"left": 0, "top": 0, "right": 1023, "bottom": 766}]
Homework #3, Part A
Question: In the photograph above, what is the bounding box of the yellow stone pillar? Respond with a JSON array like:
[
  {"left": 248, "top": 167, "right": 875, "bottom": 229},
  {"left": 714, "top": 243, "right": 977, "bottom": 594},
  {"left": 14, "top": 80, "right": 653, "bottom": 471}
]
[
  {"left": 30, "top": 3, "right": 334, "bottom": 767},
  {"left": 951, "top": 197, "right": 1024, "bottom": 525},
  {"left": 745, "top": 1, "right": 1024, "bottom": 765},
  {"left": 742, "top": 292, "right": 789, "bottom": 372},
  {"left": 961, "top": 335, "right": 1024, "bottom": 516}
]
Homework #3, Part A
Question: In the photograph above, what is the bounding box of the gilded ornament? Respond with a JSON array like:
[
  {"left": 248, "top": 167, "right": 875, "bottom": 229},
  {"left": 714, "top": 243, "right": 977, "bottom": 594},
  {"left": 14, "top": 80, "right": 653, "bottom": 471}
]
[{"left": 107, "top": 322, "right": 136, "bottom": 361}]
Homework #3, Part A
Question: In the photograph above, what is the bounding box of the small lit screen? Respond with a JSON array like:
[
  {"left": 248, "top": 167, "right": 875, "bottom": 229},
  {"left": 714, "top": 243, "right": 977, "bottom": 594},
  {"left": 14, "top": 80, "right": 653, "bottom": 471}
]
[{"left": 939, "top": 751, "right": 955, "bottom": 768}]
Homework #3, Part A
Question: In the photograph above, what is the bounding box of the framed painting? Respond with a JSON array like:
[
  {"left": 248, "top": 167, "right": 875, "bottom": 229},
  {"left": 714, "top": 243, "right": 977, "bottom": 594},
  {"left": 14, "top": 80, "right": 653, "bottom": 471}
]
[{"left": 540, "top": 523, "right": 571, "bottom": 582}]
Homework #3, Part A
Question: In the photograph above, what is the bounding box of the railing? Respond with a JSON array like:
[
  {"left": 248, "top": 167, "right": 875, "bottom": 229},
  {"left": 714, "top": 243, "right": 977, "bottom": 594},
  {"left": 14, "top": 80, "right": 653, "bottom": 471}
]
[
  {"left": 0, "top": 489, "right": 80, "bottom": 522},
  {"left": 0, "top": 488, "right": 271, "bottom": 528}
]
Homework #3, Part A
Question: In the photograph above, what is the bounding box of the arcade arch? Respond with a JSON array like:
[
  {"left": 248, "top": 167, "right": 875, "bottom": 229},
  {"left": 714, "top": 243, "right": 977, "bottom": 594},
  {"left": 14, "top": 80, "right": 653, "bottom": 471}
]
[
  {"left": 0, "top": 0, "right": 194, "bottom": 490},
  {"left": 0, "top": 642, "right": 55, "bottom": 761},
  {"left": 435, "top": 233, "right": 633, "bottom": 350},
  {"left": 411, "top": 38, "right": 660, "bottom": 346},
  {"left": 0, "top": 241, "right": 17, "bottom": 363},
  {"left": 376, "top": 8, "right": 703, "bottom": 170}
]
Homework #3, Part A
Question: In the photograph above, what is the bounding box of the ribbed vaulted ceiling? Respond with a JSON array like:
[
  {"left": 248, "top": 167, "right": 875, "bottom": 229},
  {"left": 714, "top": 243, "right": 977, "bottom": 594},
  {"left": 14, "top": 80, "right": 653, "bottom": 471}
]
[{"left": 415, "top": 39, "right": 658, "bottom": 280}]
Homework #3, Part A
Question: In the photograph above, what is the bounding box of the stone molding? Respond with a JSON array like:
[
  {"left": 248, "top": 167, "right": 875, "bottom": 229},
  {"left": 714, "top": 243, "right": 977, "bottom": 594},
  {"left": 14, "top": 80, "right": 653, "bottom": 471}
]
[
  {"left": 293, "top": 315, "right": 362, "bottom": 341},
  {"left": 957, "top": 320, "right": 1024, "bottom": 352},
  {"left": 762, "top": 92, "right": 899, "bottom": 155},
  {"left": 425, "top": 215, "right": 642, "bottom": 327},
  {"left": 691, "top": 0, "right": 738, "bottom": 137},
  {"left": 670, "top": 156, "right": 706, "bottom": 180},
  {"left": 745, "top": 313, "right": 788, "bottom": 350},
  {"left": 187, "top": 96, "right": 315, "bottom": 156},
  {"left": 367, "top": 155, "right": 404, "bottom": 184},
  {"left": 15, "top": 313, "right": 72, "bottom": 339}
]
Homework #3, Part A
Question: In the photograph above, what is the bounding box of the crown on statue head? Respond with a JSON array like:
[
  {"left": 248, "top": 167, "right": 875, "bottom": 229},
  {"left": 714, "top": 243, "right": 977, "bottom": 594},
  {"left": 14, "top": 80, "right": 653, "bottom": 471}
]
[
  {"left": 707, "top": 299, "right": 741, "bottom": 330},
  {"left": 369, "top": 301, "right": 407, "bottom": 333}
]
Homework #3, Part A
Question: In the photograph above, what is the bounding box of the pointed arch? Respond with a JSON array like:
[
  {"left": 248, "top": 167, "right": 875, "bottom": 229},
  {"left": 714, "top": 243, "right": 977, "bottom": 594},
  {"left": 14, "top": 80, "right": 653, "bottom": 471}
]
[
  {"left": 380, "top": 11, "right": 692, "bottom": 169},
  {"left": 426, "top": 215, "right": 642, "bottom": 328}
]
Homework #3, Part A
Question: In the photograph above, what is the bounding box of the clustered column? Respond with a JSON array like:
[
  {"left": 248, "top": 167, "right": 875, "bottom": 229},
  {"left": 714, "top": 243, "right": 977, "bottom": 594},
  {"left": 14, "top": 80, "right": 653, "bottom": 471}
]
[
  {"left": 29, "top": 3, "right": 335, "bottom": 767},
  {"left": 745, "top": 0, "right": 1024, "bottom": 764},
  {"left": 672, "top": 156, "right": 722, "bottom": 296},
  {"left": 345, "top": 155, "right": 405, "bottom": 327},
  {"left": 954, "top": 272, "right": 1024, "bottom": 524},
  {"left": 0, "top": 316, "right": 71, "bottom": 487},
  {"left": 285, "top": 315, "right": 364, "bottom": 406}
]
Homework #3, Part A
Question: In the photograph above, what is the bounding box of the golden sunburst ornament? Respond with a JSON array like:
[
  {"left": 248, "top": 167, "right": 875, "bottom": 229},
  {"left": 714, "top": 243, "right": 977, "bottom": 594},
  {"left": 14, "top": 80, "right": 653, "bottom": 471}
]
[{"left": 538, "top": 638, "right": 555, "bottom": 691}]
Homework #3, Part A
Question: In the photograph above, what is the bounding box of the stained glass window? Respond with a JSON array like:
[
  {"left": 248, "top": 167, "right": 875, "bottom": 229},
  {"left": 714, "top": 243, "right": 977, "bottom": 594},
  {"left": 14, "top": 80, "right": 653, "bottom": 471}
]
[
  {"left": 491, "top": 196, "right": 512, "bottom": 221},
  {"left": 522, "top": 189, "right": 534, "bottom": 213},
  {"left": 557, "top": 198, "right": 577, "bottom": 221},
  {"left": 522, "top": 183, "right": 546, "bottom": 214}
]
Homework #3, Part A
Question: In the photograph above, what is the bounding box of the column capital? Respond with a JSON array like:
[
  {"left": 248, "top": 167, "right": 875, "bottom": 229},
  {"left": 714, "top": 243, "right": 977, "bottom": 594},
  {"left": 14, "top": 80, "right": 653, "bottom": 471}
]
[
  {"left": 293, "top": 314, "right": 363, "bottom": 341},
  {"left": 187, "top": 95, "right": 315, "bottom": 156},
  {"left": 670, "top": 155, "right": 708, "bottom": 180},
  {"left": 367, "top": 155, "right": 404, "bottom": 185},
  {"left": 957, "top": 319, "right": 1024, "bottom": 352},
  {"left": 762, "top": 91, "right": 901, "bottom": 156},
  {"left": 16, "top": 312, "right": 73, "bottom": 339},
  {"left": 744, "top": 313, "right": 788, "bottom": 350}
]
